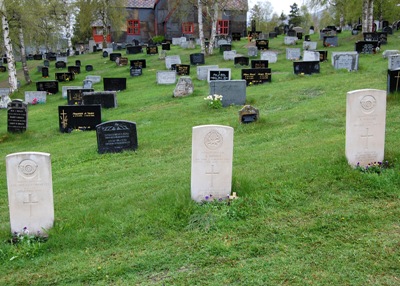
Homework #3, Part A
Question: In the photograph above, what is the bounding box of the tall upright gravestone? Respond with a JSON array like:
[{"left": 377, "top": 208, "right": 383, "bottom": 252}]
[
  {"left": 346, "top": 89, "right": 386, "bottom": 167},
  {"left": 191, "top": 125, "right": 233, "bottom": 202},
  {"left": 6, "top": 152, "right": 54, "bottom": 235}
]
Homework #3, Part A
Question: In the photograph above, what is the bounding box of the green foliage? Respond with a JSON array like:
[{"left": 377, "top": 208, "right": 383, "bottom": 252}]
[
  {"left": 356, "top": 161, "right": 392, "bottom": 174},
  {"left": 0, "top": 30, "right": 399, "bottom": 285},
  {"left": 152, "top": 35, "right": 165, "bottom": 44},
  {"left": 204, "top": 94, "right": 223, "bottom": 109}
]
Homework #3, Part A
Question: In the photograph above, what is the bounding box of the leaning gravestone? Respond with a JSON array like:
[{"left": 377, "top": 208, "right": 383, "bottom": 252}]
[
  {"left": 156, "top": 71, "right": 176, "bottom": 84},
  {"left": 345, "top": 89, "right": 386, "bottom": 167},
  {"left": 209, "top": 80, "right": 246, "bottom": 107},
  {"left": 191, "top": 125, "right": 234, "bottom": 202},
  {"left": 173, "top": 77, "right": 194, "bottom": 97},
  {"left": 332, "top": 52, "right": 359, "bottom": 71},
  {"left": 8, "top": 100, "right": 27, "bottom": 132},
  {"left": 96, "top": 121, "right": 138, "bottom": 154},
  {"left": 25, "top": 91, "right": 46, "bottom": 104},
  {"left": 6, "top": 152, "right": 54, "bottom": 235},
  {"left": 197, "top": 65, "right": 219, "bottom": 81}
]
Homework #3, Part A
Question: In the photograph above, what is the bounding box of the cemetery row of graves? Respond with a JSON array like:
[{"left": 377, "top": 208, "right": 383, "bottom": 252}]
[{"left": 0, "top": 26, "right": 400, "bottom": 284}]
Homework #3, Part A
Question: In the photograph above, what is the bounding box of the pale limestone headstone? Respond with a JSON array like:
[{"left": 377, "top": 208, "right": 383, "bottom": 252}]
[
  {"left": 25, "top": 91, "right": 47, "bottom": 104},
  {"left": 284, "top": 36, "right": 298, "bottom": 45},
  {"left": 345, "top": 89, "right": 386, "bottom": 167},
  {"left": 197, "top": 65, "right": 219, "bottom": 81},
  {"left": 286, "top": 48, "right": 301, "bottom": 60},
  {"left": 261, "top": 51, "right": 277, "bottom": 63},
  {"left": 6, "top": 152, "right": 54, "bottom": 235},
  {"left": 388, "top": 54, "right": 400, "bottom": 70},
  {"left": 303, "top": 41, "right": 317, "bottom": 50},
  {"left": 165, "top": 55, "right": 181, "bottom": 69},
  {"left": 191, "top": 125, "right": 233, "bottom": 202},
  {"left": 223, "top": 50, "right": 237, "bottom": 61},
  {"left": 156, "top": 71, "right": 176, "bottom": 84},
  {"left": 303, "top": 50, "right": 320, "bottom": 62}
]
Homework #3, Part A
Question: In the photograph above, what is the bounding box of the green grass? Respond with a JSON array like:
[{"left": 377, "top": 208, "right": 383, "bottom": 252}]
[{"left": 0, "top": 32, "right": 399, "bottom": 285}]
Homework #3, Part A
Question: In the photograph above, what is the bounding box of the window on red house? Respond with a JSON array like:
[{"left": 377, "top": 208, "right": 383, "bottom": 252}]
[
  {"left": 182, "top": 22, "right": 194, "bottom": 34},
  {"left": 127, "top": 20, "right": 140, "bottom": 35},
  {"left": 218, "top": 20, "right": 229, "bottom": 35}
]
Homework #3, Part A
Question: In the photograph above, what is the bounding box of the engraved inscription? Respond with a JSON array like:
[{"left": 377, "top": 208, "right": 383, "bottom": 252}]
[
  {"left": 18, "top": 159, "right": 38, "bottom": 177},
  {"left": 360, "top": 95, "right": 376, "bottom": 114},
  {"left": 204, "top": 130, "right": 223, "bottom": 150}
]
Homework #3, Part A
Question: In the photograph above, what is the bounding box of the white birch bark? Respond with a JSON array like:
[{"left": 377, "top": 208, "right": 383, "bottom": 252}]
[
  {"left": 362, "top": 0, "right": 374, "bottom": 33},
  {"left": 198, "top": 0, "right": 205, "bottom": 54},
  {"left": 208, "top": 1, "right": 218, "bottom": 55},
  {"left": 18, "top": 23, "right": 31, "bottom": 84}
]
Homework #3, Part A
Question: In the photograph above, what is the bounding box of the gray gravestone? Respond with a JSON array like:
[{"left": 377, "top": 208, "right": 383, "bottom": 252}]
[
  {"left": 303, "top": 51, "right": 320, "bottom": 62},
  {"left": 25, "top": 91, "right": 47, "bottom": 104},
  {"left": 197, "top": 65, "right": 219, "bottom": 81},
  {"left": 173, "top": 77, "right": 194, "bottom": 97},
  {"left": 156, "top": 71, "right": 177, "bottom": 84},
  {"left": 165, "top": 55, "right": 181, "bottom": 69},
  {"left": 261, "top": 51, "right": 277, "bottom": 63},
  {"left": 332, "top": 52, "right": 359, "bottom": 71},
  {"left": 223, "top": 50, "right": 237, "bottom": 61},
  {"left": 209, "top": 80, "right": 246, "bottom": 107},
  {"left": 247, "top": 46, "right": 258, "bottom": 57},
  {"left": 286, "top": 48, "right": 301, "bottom": 60},
  {"left": 85, "top": 75, "right": 101, "bottom": 84},
  {"left": 388, "top": 54, "right": 400, "bottom": 70},
  {"left": 284, "top": 36, "right": 298, "bottom": 45},
  {"left": 303, "top": 41, "right": 317, "bottom": 50}
]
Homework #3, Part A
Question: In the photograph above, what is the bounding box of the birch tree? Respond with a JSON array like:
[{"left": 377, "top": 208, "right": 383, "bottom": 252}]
[
  {"left": 0, "top": 0, "right": 18, "bottom": 92},
  {"left": 362, "top": 0, "right": 373, "bottom": 32}
]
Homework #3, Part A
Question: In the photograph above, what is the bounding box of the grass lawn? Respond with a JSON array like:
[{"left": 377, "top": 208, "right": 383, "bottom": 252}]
[{"left": 0, "top": 31, "right": 399, "bottom": 285}]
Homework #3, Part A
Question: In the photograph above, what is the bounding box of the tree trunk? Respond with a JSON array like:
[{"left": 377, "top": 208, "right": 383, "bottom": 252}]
[
  {"left": 18, "top": 23, "right": 31, "bottom": 85},
  {"left": 208, "top": 2, "right": 218, "bottom": 55},
  {"left": 362, "top": 0, "right": 374, "bottom": 33},
  {"left": 1, "top": 3, "right": 18, "bottom": 92},
  {"left": 197, "top": 0, "right": 205, "bottom": 54}
]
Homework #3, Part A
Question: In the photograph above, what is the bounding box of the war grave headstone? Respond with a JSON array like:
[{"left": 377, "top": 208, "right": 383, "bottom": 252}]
[
  {"left": 36, "top": 81, "right": 59, "bottom": 94},
  {"left": 56, "top": 56, "right": 67, "bottom": 63},
  {"left": 386, "top": 69, "right": 400, "bottom": 93},
  {"left": 25, "top": 91, "right": 46, "bottom": 104},
  {"left": 256, "top": 39, "right": 269, "bottom": 50},
  {"left": 239, "top": 105, "right": 259, "bottom": 124},
  {"left": 303, "top": 41, "right": 317, "bottom": 50},
  {"left": 67, "top": 88, "right": 94, "bottom": 105},
  {"left": 8, "top": 100, "right": 27, "bottom": 132},
  {"left": 85, "top": 65, "right": 93, "bottom": 72},
  {"left": 219, "top": 44, "right": 232, "bottom": 53},
  {"left": 103, "top": 78, "right": 126, "bottom": 91},
  {"left": 284, "top": 36, "right": 298, "bottom": 45},
  {"left": 197, "top": 65, "right": 219, "bottom": 81},
  {"left": 85, "top": 75, "right": 101, "bottom": 84},
  {"left": 261, "top": 51, "right": 277, "bottom": 63},
  {"left": 173, "top": 77, "right": 194, "bottom": 97},
  {"left": 130, "top": 66, "right": 142, "bottom": 77},
  {"left": 303, "top": 51, "right": 320, "bottom": 62},
  {"left": 209, "top": 80, "right": 246, "bottom": 107},
  {"left": 55, "top": 61, "right": 66, "bottom": 69},
  {"left": 293, "top": 61, "right": 320, "bottom": 75},
  {"left": 55, "top": 72, "right": 75, "bottom": 82},
  {"left": 317, "top": 50, "right": 328, "bottom": 62},
  {"left": 286, "top": 48, "right": 301, "bottom": 60},
  {"left": 234, "top": 56, "right": 250, "bottom": 67},
  {"left": 165, "top": 55, "right": 181, "bottom": 69},
  {"left": 126, "top": 46, "right": 143, "bottom": 54},
  {"left": 68, "top": 66, "right": 81, "bottom": 74},
  {"left": 251, "top": 60, "right": 268, "bottom": 69},
  {"left": 323, "top": 36, "right": 338, "bottom": 47},
  {"left": 174, "top": 64, "right": 190, "bottom": 76},
  {"left": 383, "top": 50, "right": 399, "bottom": 59},
  {"left": 332, "top": 52, "right": 359, "bottom": 71},
  {"left": 41, "top": 67, "right": 49, "bottom": 78},
  {"left": 6, "top": 152, "right": 54, "bottom": 235},
  {"left": 82, "top": 91, "right": 117, "bottom": 108},
  {"left": 247, "top": 46, "right": 258, "bottom": 57},
  {"left": 241, "top": 68, "right": 271, "bottom": 86},
  {"left": 355, "top": 41, "right": 379, "bottom": 54},
  {"left": 156, "top": 70, "right": 177, "bottom": 84},
  {"left": 146, "top": 46, "right": 158, "bottom": 55},
  {"left": 232, "top": 32, "right": 241, "bottom": 41},
  {"left": 130, "top": 59, "right": 146, "bottom": 68},
  {"left": 223, "top": 50, "right": 237, "bottom": 61},
  {"left": 58, "top": 104, "right": 102, "bottom": 132},
  {"left": 96, "top": 121, "right": 138, "bottom": 154},
  {"left": 191, "top": 125, "right": 234, "bottom": 202},
  {"left": 345, "top": 89, "right": 386, "bottom": 167},
  {"left": 109, "top": 53, "right": 122, "bottom": 61},
  {"left": 162, "top": 43, "right": 171, "bottom": 50},
  {"left": 388, "top": 54, "right": 400, "bottom": 70},
  {"left": 190, "top": 53, "right": 205, "bottom": 65},
  {"left": 83, "top": 79, "right": 93, "bottom": 89},
  {"left": 207, "top": 68, "right": 231, "bottom": 82}
]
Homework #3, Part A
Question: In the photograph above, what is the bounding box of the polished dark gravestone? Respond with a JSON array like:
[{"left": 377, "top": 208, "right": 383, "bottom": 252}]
[
  {"left": 293, "top": 61, "right": 320, "bottom": 75},
  {"left": 36, "top": 80, "right": 59, "bottom": 94},
  {"left": 68, "top": 66, "right": 81, "bottom": 74},
  {"left": 146, "top": 46, "right": 158, "bottom": 55},
  {"left": 82, "top": 91, "right": 118, "bottom": 108},
  {"left": 387, "top": 69, "right": 400, "bottom": 94},
  {"left": 58, "top": 105, "right": 101, "bottom": 133},
  {"left": 130, "top": 59, "right": 146, "bottom": 68},
  {"left": 55, "top": 72, "right": 75, "bottom": 82},
  {"left": 96, "top": 120, "right": 138, "bottom": 154},
  {"left": 241, "top": 68, "right": 272, "bottom": 86},
  {"left": 67, "top": 88, "right": 94, "bottom": 105},
  {"left": 190, "top": 53, "right": 205, "bottom": 65},
  {"left": 130, "top": 67, "right": 142, "bottom": 77},
  {"left": 103, "top": 78, "right": 127, "bottom": 91},
  {"left": 251, "top": 60, "right": 268, "bottom": 69},
  {"left": 8, "top": 99, "right": 27, "bottom": 133},
  {"left": 126, "top": 46, "right": 143, "bottom": 54}
]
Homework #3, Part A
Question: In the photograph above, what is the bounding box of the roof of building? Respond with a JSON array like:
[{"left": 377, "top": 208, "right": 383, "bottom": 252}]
[
  {"left": 127, "top": 0, "right": 155, "bottom": 9},
  {"left": 126, "top": 0, "right": 248, "bottom": 10}
]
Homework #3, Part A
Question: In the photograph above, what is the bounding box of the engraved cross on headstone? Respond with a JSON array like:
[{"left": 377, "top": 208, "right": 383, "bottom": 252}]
[
  {"left": 23, "top": 193, "right": 39, "bottom": 216},
  {"left": 361, "top": 128, "right": 373, "bottom": 150},
  {"left": 205, "top": 164, "right": 219, "bottom": 187}
]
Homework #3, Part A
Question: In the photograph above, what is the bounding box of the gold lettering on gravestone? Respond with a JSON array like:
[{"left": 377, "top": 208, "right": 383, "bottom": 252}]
[
  {"left": 73, "top": 112, "right": 83, "bottom": 117},
  {"left": 60, "top": 110, "right": 68, "bottom": 129}
]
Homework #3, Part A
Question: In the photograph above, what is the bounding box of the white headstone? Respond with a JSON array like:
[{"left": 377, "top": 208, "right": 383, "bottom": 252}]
[
  {"left": 197, "top": 65, "right": 219, "bottom": 81},
  {"left": 191, "top": 125, "right": 234, "bottom": 202},
  {"left": 85, "top": 75, "right": 102, "bottom": 84},
  {"left": 303, "top": 41, "right": 317, "bottom": 50},
  {"left": 6, "top": 152, "right": 54, "bottom": 235},
  {"left": 382, "top": 50, "right": 399, "bottom": 59},
  {"left": 303, "top": 50, "right": 320, "bottom": 62},
  {"left": 345, "top": 89, "right": 386, "bottom": 167},
  {"left": 172, "top": 37, "right": 181, "bottom": 45},
  {"left": 286, "top": 48, "right": 301, "bottom": 60},
  {"left": 388, "top": 54, "right": 400, "bottom": 70},
  {"left": 260, "top": 51, "right": 277, "bottom": 63},
  {"left": 156, "top": 71, "right": 177, "bottom": 84},
  {"left": 223, "top": 50, "right": 237, "bottom": 61},
  {"left": 284, "top": 36, "right": 298, "bottom": 45},
  {"left": 165, "top": 55, "right": 181, "bottom": 69},
  {"left": 25, "top": 91, "right": 47, "bottom": 104}
]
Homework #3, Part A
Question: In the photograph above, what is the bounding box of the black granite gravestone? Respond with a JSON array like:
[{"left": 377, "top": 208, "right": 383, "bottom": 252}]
[
  {"left": 256, "top": 39, "right": 269, "bottom": 50},
  {"left": 33, "top": 54, "right": 42, "bottom": 60},
  {"left": 75, "top": 60, "right": 81, "bottom": 66},
  {"left": 251, "top": 60, "right": 268, "bottom": 69},
  {"left": 175, "top": 64, "right": 190, "bottom": 76},
  {"left": 55, "top": 61, "right": 66, "bottom": 69},
  {"left": 241, "top": 68, "right": 272, "bottom": 86},
  {"left": 55, "top": 72, "right": 75, "bottom": 82},
  {"left": 208, "top": 70, "right": 230, "bottom": 81},
  {"left": 126, "top": 46, "right": 142, "bottom": 54},
  {"left": 219, "top": 44, "right": 232, "bottom": 54},
  {"left": 68, "top": 66, "right": 81, "bottom": 74},
  {"left": 43, "top": 60, "right": 50, "bottom": 67},
  {"left": 85, "top": 65, "right": 93, "bottom": 72},
  {"left": 67, "top": 88, "right": 94, "bottom": 105},
  {"left": 317, "top": 50, "right": 328, "bottom": 62},
  {"left": 103, "top": 78, "right": 127, "bottom": 91},
  {"left": 7, "top": 100, "right": 27, "bottom": 133},
  {"left": 190, "top": 53, "right": 205, "bottom": 65},
  {"left": 232, "top": 32, "right": 241, "bottom": 41},
  {"left": 42, "top": 67, "right": 49, "bottom": 77},
  {"left": 0, "top": 66, "right": 6, "bottom": 72},
  {"left": 234, "top": 56, "right": 250, "bottom": 67},
  {"left": 36, "top": 80, "right": 59, "bottom": 94},
  {"left": 387, "top": 69, "right": 400, "bottom": 94},
  {"left": 58, "top": 105, "right": 102, "bottom": 133},
  {"left": 96, "top": 120, "right": 138, "bottom": 154},
  {"left": 146, "top": 46, "right": 158, "bottom": 55},
  {"left": 110, "top": 53, "right": 122, "bottom": 61},
  {"left": 293, "top": 61, "right": 320, "bottom": 75},
  {"left": 355, "top": 41, "right": 379, "bottom": 54},
  {"left": 82, "top": 91, "right": 117, "bottom": 108},
  {"left": 130, "top": 67, "right": 142, "bottom": 77},
  {"left": 162, "top": 43, "right": 170, "bottom": 50},
  {"left": 130, "top": 59, "right": 146, "bottom": 68}
]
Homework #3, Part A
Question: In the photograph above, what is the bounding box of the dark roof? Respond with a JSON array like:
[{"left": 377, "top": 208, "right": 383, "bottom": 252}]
[{"left": 127, "top": 0, "right": 155, "bottom": 8}]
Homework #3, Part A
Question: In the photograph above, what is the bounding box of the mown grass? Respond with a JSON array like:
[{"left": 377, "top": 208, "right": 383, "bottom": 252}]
[{"left": 0, "top": 31, "right": 399, "bottom": 285}]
